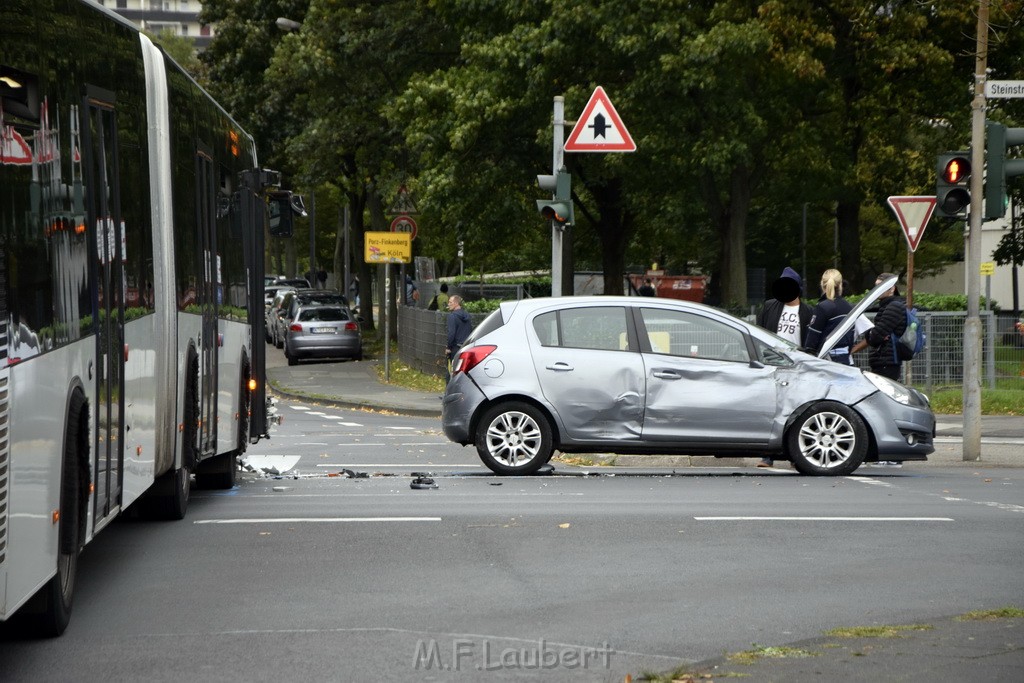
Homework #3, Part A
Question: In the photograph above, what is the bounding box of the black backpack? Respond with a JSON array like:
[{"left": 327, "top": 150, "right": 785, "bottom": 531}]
[{"left": 427, "top": 294, "right": 439, "bottom": 311}]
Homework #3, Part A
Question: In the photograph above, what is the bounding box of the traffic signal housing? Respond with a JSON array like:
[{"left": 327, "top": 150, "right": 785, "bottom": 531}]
[
  {"left": 935, "top": 152, "right": 971, "bottom": 219},
  {"left": 536, "top": 169, "right": 573, "bottom": 227},
  {"left": 984, "top": 122, "right": 1024, "bottom": 221}
]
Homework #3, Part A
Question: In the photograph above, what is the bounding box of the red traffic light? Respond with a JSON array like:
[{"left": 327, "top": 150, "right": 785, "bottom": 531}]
[{"left": 942, "top": 156, "right": 971, "bottom": 184}]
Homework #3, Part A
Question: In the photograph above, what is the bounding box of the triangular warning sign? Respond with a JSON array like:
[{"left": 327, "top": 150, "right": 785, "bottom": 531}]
[
  {"left": 886, "top": 196, "right": 936, "bottom": 253},
  {"left": 564, "top": 86, "right": 636, "bottom": 153}
]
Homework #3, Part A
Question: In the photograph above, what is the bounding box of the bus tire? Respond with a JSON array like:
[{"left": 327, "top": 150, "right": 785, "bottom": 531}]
[
  {"left": 32, "top": 390, "right": 89, "bottom": 636},
  {"left": 139, "top": 461, "right": 190, "bottom": 521}
]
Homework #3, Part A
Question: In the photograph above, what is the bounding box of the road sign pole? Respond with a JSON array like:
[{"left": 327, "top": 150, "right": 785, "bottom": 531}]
[
  {"left": 963, "top": 0, "right": 989, "bottom": 462},
  {"left": 552, "top": 96, "right": 564, "bottom": 297}
]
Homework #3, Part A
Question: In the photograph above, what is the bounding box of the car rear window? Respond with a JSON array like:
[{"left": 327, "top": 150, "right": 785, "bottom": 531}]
[{"left": 299, "top": 307, "right": 348, "bottom": 322}]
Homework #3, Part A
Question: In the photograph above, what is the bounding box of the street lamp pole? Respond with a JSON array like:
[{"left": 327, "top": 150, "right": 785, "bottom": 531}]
[{"left": 309, "top": 190, "right": 316, "bottom": 287}]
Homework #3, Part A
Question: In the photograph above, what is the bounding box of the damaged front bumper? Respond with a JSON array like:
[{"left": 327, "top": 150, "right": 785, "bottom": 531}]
[{"left": 856, "top": 390, "right": 936, "bottom": 461}]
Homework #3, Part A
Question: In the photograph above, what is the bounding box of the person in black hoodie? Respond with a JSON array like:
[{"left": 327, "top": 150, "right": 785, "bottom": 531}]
[
  {"left": 756, "top": 266, "right": 814, "bottom": 348},
  {"left": 755, "top": 267, "right": 813, "bottom": 467},
  {"left": 804, "top": 269, "right": 855, "bottom": 365},
  {"left": 863, "top": 272, "right": 907, "bottom": 381}
]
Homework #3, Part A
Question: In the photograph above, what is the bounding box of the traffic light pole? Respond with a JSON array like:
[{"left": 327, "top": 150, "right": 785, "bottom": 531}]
[
  {"left": 963, "top": 0, "right": 989, "bottom": 462},
  {"left": 551, "top": 96, "right": 565, "bottom": 297}
]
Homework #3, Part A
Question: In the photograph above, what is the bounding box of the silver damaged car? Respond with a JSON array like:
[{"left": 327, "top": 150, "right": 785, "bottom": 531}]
[{"left": 441, "top": 276, "right": 934, "bottom": 476}]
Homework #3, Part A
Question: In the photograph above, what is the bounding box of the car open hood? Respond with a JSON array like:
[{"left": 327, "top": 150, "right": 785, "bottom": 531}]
[{"left": 815, "top": 274, "right": 898, "bottom": 359}]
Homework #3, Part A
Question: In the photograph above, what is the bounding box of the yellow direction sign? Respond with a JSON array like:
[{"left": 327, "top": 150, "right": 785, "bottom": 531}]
[
  {"left": 980, "top": 261, "right": 995, "bottom": 276},
  {"left": 365, "top": 231, "right": 411, "bottom": 264}
]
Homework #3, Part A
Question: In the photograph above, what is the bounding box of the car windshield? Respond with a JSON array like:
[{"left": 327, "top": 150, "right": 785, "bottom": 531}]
[{"left": 299, "top": 307, "right": 347, "bottom": 322}]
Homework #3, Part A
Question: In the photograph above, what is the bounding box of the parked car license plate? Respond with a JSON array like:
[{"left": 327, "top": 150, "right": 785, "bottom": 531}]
[{"left": 311, "top": 327, "right": 335, "bottom": 334}]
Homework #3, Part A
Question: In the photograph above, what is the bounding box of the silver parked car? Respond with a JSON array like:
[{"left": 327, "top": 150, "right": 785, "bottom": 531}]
[
  {"left": 441, "top": 276, "right": 934, "bottom": 476},
  {"left": 284, "top": 304, "right": 362, "bottom": 365}
]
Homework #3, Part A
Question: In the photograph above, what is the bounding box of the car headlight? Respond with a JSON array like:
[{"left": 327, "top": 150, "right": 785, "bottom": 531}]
[{"left": 865, "top": 372, "right": 913, "bottom": 405}]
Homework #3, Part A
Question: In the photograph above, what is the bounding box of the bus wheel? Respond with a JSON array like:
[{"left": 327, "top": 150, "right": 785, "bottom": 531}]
[
  {"left": 195, "top": 452, "right": 236, "bottom": 489},
  {"left": 32, "top": 391, "right": 88, "bottom": 636},
  {"left": 140, "top": 461, "right": 190, "bottom": 521}
]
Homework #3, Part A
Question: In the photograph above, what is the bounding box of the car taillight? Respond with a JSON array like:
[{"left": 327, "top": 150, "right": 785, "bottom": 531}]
[
  {"left": 344, "top": 322, "right": 358, "bottom": 331},
  {"left": 289, "top": 323, "right": 302, "bottom": 331},
  {"left": 453, "top": 345, "right": 496, "bottom": 375}
]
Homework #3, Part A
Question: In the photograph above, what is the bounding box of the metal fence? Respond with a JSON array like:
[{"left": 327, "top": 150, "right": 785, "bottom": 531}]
[
  {"left": 398, "top": 304, "right": 1024, "bottom": 387},
  {"left": 855, "top": 310, "right": 1024, "bottom": 393},
  {"left": 397, "top": 305, "right": 488, "bottom": 378}
]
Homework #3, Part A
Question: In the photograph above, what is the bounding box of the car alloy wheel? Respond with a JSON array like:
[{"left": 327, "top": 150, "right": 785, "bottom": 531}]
[
  {"left": 475, "top": 401, "right": 553, "bottom": 475},
  {"left": 786, "top": 401, "right": 868, "bottom": 476}
]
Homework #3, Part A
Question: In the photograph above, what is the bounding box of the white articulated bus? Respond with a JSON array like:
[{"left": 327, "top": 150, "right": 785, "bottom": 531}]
[{"left": 1, "top": 0, "right": 280, "bottom": 635}]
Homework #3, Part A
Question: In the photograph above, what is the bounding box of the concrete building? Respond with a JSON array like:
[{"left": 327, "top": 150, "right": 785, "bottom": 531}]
[
  {"left": 915, "top": 210, "right": 1023, "bottom": 313},
  {"left": 93, "top": 0, "right": 215, "bottom": 49}
]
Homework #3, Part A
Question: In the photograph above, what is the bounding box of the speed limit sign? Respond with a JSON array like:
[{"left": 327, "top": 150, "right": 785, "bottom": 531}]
[{"left": 390, "top": 214, "right": 418, "bottom": 240}]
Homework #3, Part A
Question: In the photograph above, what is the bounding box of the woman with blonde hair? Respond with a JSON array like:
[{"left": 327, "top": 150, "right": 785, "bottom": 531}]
[{"left": 803, "top": 268, "right": 855, "bottom": 365}]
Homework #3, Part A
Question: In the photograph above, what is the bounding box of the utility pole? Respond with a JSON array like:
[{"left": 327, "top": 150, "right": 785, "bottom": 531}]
[{"left": 963, "top": 0, "right": 989, "bottom": 461}]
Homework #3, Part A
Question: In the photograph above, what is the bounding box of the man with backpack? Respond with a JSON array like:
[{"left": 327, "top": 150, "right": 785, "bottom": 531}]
[{"left": 863, "top": 272, "right": 907, "bottom": 381}]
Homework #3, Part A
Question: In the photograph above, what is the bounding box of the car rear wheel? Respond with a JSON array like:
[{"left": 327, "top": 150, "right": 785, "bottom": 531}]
[
  {"left": 475, "top": 402, "right": 553, "bottom": 475},
  {"left": 786, "top": 401, "right": 868, "bottom": 476}
]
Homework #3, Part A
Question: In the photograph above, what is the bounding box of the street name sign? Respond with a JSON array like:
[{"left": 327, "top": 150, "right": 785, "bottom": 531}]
[
  {"left": 564, "top": 86, "right": 636, "bottom": 153},
  {"left": 365, "top": 231, "right": 412, "bottom": 264},
  {"left": 887, "top": 196, "right": 936, "bottom": 252},
  {"left": 985, "top": 80, "right": 1024, "bottom": 98}
]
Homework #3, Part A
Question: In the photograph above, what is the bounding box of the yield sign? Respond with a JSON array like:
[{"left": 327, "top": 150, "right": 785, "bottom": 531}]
[
  {"left": 564, "top": 86, "right": 636, "bottom": 153},
  {"left": 886, "top": 196, "right": 936, "bottom": 253}
]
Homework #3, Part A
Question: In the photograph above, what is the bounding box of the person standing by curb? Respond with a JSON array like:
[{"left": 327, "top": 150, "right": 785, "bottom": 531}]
[{"left": 445, "top": 295, "right": 473, "bottom": 382}]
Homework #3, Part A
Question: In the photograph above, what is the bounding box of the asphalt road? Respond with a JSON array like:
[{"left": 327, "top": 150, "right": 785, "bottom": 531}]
[{"left": 2, "top": 399, "right": 1022, "bottom": 681}]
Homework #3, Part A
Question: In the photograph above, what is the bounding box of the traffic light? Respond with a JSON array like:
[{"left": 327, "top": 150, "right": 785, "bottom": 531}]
[
  {"left": 984, "top": 122, "right": 1024, "bottom": 221},
  {"left": 536, "top": 168, "right": 573, "bottom": 227},
  {"left": 935, "top": 152, "right": 971, "bottom": 218}
]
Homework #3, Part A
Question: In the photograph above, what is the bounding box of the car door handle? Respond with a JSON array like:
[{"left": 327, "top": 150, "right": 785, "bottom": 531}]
[
  {"left": 545, "top": 362, "right": 574, "bottom": 372},
  {"left": 652, "top": 370, "right": 682, "bottom": 380}
]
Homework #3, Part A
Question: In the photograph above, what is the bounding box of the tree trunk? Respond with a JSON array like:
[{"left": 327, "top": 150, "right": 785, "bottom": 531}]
[
  {"left": 591, "top": 179, "right": 632, "bottom": 296},
  {"left": 836, "top": 200, "right": 864, "bottom": 289},
  {"left": 706, "top": 167, "right": 752, "bottom": 309}
]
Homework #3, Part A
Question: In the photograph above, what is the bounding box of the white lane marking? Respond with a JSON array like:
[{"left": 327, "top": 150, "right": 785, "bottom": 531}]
[
  {"left": 194, "top": 517, "right": 442, "bottom": 524},
  {"left": 934, "top": 436, "right": 1024, "bottom": 445},
  {"left": 384, "top": 426, "right": 416, "bottom": 430},
  {"left": 290, "top": 406, "right": 310, "bottom": 411},
  {"left": 340, "top": 422, "right": 363, "bottom": 427},
  {"left": 307, "top": 412, "right": 326, "bottom": 416},
  {"left": 298, "top": 442, "right": 328, "bottom": 446},
  {"left": 322, "top": 415, "right": 343, "bottom": 420},
  {"left": 694, "top": 517, "right": 954, "bottom": 521},
  {"left": 851, "top": 475, "right": 1024, "bottom": 515}
]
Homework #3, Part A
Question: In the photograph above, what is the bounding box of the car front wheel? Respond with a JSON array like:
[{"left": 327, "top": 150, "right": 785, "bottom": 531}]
[
  {"left": 475, "top": 401, "right": 553, "bottom": 475},
  {"left": 786, "top": 401, "right": 868, "bottom": 476}
]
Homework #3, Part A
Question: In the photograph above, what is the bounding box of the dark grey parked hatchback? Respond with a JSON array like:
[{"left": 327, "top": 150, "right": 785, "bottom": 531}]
[{"left": 283, "top": 304, "right": 362, "bottom": 365}]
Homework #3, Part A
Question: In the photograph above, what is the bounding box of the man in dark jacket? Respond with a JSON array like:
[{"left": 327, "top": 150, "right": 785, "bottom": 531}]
[
  {"left": 755, "top": 266, "right": 812, "bottom": 467},
  {"left": 756, "top": 266, "right": 813, "bottom": 347},
  {"left": 445, "top": 295, "right": 473, "bottom": 381},
  {"left": 864, "top": 272, "right": 907, "bottom": 381}
]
